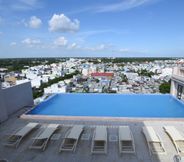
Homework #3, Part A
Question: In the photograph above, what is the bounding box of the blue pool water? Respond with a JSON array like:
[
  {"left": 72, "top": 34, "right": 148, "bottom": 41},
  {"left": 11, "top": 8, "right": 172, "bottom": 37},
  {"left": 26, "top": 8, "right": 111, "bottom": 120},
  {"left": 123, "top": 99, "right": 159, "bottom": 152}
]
[{"left": 28, "top": 94, "right": 184, "bottom": 118}]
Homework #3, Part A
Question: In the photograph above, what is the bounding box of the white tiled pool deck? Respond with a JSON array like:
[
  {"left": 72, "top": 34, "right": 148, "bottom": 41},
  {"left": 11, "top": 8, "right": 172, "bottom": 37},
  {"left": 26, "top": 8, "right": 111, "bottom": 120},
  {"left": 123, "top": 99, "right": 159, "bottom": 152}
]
[{"left": 0, "top": 108, "right": 184, "bottom": 162}]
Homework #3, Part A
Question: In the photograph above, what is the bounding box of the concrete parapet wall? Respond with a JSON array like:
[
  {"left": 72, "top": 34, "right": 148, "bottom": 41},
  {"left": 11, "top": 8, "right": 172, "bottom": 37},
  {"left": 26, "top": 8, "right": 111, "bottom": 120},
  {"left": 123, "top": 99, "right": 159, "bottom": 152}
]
[
  {"left": 0, "top": 82, "right": 33, "bottom": 122},
  {"left": 0, "top": 88, "right": 8, "bottom": 122}
]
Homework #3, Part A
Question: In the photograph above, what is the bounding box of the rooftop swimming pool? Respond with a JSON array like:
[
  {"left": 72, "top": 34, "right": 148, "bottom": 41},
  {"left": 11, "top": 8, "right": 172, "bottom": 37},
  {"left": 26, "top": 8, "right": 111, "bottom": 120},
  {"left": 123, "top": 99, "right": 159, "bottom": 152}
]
[{"left": 27, "top": 94, "right": 184, "bottom": 118}]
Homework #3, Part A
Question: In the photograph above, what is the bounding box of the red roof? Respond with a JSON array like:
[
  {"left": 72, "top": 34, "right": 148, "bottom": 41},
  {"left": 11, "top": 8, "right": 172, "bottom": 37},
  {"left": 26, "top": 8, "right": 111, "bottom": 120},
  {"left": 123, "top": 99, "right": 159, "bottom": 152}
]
[{"left": 91, "top": 72, "right": 114, "bottom": 77}]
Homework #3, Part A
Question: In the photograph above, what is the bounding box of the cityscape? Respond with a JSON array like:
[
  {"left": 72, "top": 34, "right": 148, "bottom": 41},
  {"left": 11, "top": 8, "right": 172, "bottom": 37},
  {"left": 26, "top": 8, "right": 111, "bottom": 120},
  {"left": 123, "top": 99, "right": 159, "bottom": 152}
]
[
  {"left": 0, "top": 58, "right": 180, "bottom": 103},
  {"left": 1, "top": 0, "right": 184, "bottom": 162}
]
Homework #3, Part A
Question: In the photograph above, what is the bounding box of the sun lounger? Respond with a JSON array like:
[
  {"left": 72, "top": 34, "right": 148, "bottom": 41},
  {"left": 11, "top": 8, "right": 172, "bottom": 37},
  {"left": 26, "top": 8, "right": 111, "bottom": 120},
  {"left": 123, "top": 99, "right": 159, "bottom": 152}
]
[
  {"left": 59, "top": 125, "right": 84, "bottom": 152},
  {"left": 0, "top": 159, "right": 8, "bottom": 162},
  {"left": 29, "top": 124, "right": 60, "bottom": 151},
  {"left": 164, "top": 126, "right": 184, "bottom": 154},
  {"left": 142, "top": 126, "right": 166, "bottom": 155},
  {"left": 174, "top": 155, "right": 184, "bottom": 162},
  {"left": 91, "top": 126, "right": 107, "bottom": 154},
  {"left": 4, "top": 122, "right": 39, "bottom": 148},
  {"left": 119, "top": 126, "right": 135, "bottom": 154}
]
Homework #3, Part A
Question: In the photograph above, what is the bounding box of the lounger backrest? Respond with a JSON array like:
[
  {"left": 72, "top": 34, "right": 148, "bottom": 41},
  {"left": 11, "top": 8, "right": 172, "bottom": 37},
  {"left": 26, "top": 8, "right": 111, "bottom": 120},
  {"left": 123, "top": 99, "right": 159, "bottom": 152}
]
[
  {"left": 38, "top": 124, "right": 59, "bottom": 139},
  {"left": 164, "top": 126, "right": 184, "bottom": 141},
  {"left": 94, "top": 126, "right": 107, "bottom": 141},
  {"left": 142, "top": 126, "right": 160, "bottom": 142},
  {"left": 16, "top": 123, "right": 38, "bottom": 136},
  {"left": 119, "top": 126, "right": 132, "bottom": 141},
  {"left": 67, "top": 125, "right": 84, "bottom": 139}
]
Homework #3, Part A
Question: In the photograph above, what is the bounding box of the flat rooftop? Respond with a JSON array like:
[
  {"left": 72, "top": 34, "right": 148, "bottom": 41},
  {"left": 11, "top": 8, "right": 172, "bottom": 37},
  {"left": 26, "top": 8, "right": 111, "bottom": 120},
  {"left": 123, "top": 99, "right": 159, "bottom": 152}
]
[{"left": 0, "top": 107, "right": 184, "bottom": 162}]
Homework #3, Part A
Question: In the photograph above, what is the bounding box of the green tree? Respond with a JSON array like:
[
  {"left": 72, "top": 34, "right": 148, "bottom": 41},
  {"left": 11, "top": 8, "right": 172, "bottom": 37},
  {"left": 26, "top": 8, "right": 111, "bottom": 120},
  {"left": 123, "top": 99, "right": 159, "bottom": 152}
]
[
  {"left": 120, "top": 74, "right": 128, "bottom": 82},
  {"left": 138, "top": 69, "right": 154, "bottom": 77},
  {"left": 159, "top": 81, "right": 171, "bottom": 94}
]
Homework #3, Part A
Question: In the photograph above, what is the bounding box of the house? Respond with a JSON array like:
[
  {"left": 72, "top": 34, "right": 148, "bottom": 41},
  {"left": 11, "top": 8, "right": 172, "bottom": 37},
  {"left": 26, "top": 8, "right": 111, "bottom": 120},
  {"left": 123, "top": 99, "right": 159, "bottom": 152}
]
[{"left": 91, "top": 72, "right": 114, "bottom": 80}]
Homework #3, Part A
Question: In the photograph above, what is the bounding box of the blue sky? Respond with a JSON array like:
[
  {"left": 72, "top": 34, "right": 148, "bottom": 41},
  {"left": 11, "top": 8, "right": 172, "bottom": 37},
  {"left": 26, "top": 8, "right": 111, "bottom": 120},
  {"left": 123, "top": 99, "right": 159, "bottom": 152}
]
[{"left": 0, "top": 0, "right": 184, "bottom": 58}]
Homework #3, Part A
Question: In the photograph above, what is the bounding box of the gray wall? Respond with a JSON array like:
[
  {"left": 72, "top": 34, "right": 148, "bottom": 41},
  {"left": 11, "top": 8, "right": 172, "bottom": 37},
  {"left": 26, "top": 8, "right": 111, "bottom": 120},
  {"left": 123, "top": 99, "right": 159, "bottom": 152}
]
[
  {"left": 0, "top": 88, "right": 8, "bottom": 122},
  {"left": 0, "top": 82, "right": 33, "bottom": 122}
]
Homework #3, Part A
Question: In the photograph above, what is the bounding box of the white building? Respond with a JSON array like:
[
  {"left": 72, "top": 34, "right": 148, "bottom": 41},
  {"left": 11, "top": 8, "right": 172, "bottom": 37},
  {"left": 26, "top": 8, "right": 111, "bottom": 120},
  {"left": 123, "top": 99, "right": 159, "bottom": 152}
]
[{"left": 171, "top": 66, "right": 184, "bottom": 99}]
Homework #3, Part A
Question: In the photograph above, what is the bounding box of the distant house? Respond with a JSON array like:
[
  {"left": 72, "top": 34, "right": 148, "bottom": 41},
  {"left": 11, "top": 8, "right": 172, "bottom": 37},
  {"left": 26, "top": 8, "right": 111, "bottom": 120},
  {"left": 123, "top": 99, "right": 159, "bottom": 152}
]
[
  {"left": 4, "top": 76, "right": 17, "bottom": 85},
  {"left": 91, "top": 72, "right": 114, "bottom": 80}
]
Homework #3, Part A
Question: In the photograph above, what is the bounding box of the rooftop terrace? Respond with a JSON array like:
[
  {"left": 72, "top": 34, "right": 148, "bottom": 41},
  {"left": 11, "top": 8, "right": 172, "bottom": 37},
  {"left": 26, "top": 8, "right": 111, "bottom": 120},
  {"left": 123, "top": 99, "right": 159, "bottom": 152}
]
[{"left": 0, "top": 107, "right": 184, "bottom": 162}]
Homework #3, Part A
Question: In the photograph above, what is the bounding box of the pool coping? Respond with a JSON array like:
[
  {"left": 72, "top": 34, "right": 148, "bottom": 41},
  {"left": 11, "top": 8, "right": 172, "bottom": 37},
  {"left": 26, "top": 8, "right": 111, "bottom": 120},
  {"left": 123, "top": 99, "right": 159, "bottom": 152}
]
[{"left": 20, "top": 114, "right": 184, "bottom": 122}]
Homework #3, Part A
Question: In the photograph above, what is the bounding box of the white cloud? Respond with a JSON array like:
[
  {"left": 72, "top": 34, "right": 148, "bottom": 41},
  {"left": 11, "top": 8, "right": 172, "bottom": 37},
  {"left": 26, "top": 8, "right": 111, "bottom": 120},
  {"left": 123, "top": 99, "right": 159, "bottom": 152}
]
[
  {"left": 97, "top": 44, "right": 106, "bottom": 50},
  {"left": 10, "top": 42, "right": 17, "bottom": 46},
  {"left": 17, "top": 19, "right": 27, "bottom": 26},
  {"left": 67, "top": 42, "right": 80, "bottom": 50},
  {"left": 67, "top": 43, "right": 112, "bottom": 51},
  {"left": 9, "top": 0, "right": 44, "bottom": 11},
  {"left": 117, "top": 48, "right": 148, "bottom": 54},
  {"left": 119, "top": 48, "right": 130, "bottom": 53},
  {"left": 22, "top": 38, "right": 41, "bottom": 47},
  {"left": 65, "top": 0, "right": 160, "bottom": 14},
  {"left": 70, "top": 43, "right": 77, "bottom": 48},
  {"left": 48, "top": 14, "right": 80, "bottom": 32},
  {"left": 28, "top": 16, "right": 42, "bottom": 29},
  {"left": 96, "top": 0, "right": 154, "bottom": 13},
  {"left": 54, "top": 36, "right": 68, "bottom": 46},
  {"left": 83, "top": 44, "right": 111, "bottom": 51},
  {"left": 60, "top": 43, "right": 111, "bottom": 51}
]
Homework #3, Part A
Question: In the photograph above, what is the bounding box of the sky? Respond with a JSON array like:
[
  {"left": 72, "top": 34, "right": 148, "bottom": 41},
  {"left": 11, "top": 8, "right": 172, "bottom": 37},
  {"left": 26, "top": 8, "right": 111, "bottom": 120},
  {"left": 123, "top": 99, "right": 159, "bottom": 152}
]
[{"left": 0, "top": 0, "right": 184, "bottom": 58}]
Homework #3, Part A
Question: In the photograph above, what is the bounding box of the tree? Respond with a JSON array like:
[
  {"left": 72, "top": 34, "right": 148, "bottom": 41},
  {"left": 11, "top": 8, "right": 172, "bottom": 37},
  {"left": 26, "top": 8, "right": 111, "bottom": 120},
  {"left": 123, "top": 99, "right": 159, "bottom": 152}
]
[
  {"left": 138, "top": 69, "right": 154, "bottom": 77},
  {"left": 120, "top": 74, "right": 128, "bottom": 83},
  {"left": 159, "top": 81, "right": 171, "bottom": 94}
]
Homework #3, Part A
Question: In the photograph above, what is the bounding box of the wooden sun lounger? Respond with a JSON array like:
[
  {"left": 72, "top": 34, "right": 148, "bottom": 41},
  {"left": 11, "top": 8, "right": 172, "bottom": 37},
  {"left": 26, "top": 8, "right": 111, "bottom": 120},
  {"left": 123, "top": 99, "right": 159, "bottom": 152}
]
[
  {"left": 29, "top": 124, "right": 60, "bottom": 151},
  {"left": 142, "top": 126, "right": 166, "bottom": 155},
  {"left": 164, "top": 126, "right": 184, "bottom": 154},
  {"left": 119, "top": 126, "right": 135, "bottom": 154},
  {"left": 91, "top": 126, "right": 107, "bottom": 154},
  {"left": 59, "top": 125, "right": 84, "bottom": 152},
  {"left": 4, "top": 122, "right": 39, "bottom": 148}
]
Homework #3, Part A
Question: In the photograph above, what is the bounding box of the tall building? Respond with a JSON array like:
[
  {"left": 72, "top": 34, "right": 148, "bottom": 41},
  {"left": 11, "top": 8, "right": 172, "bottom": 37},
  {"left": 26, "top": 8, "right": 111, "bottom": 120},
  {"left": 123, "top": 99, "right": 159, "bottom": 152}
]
[{"left": 171, "top": 67, "right": 184, "bottom": 99}]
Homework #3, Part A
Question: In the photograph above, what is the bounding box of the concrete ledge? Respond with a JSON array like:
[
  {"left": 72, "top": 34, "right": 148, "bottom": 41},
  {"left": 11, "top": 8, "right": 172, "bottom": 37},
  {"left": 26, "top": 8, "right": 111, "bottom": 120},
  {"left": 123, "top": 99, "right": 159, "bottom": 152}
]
[{"left": 20, "top": 114, "right": 184, "bottom": 122}]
